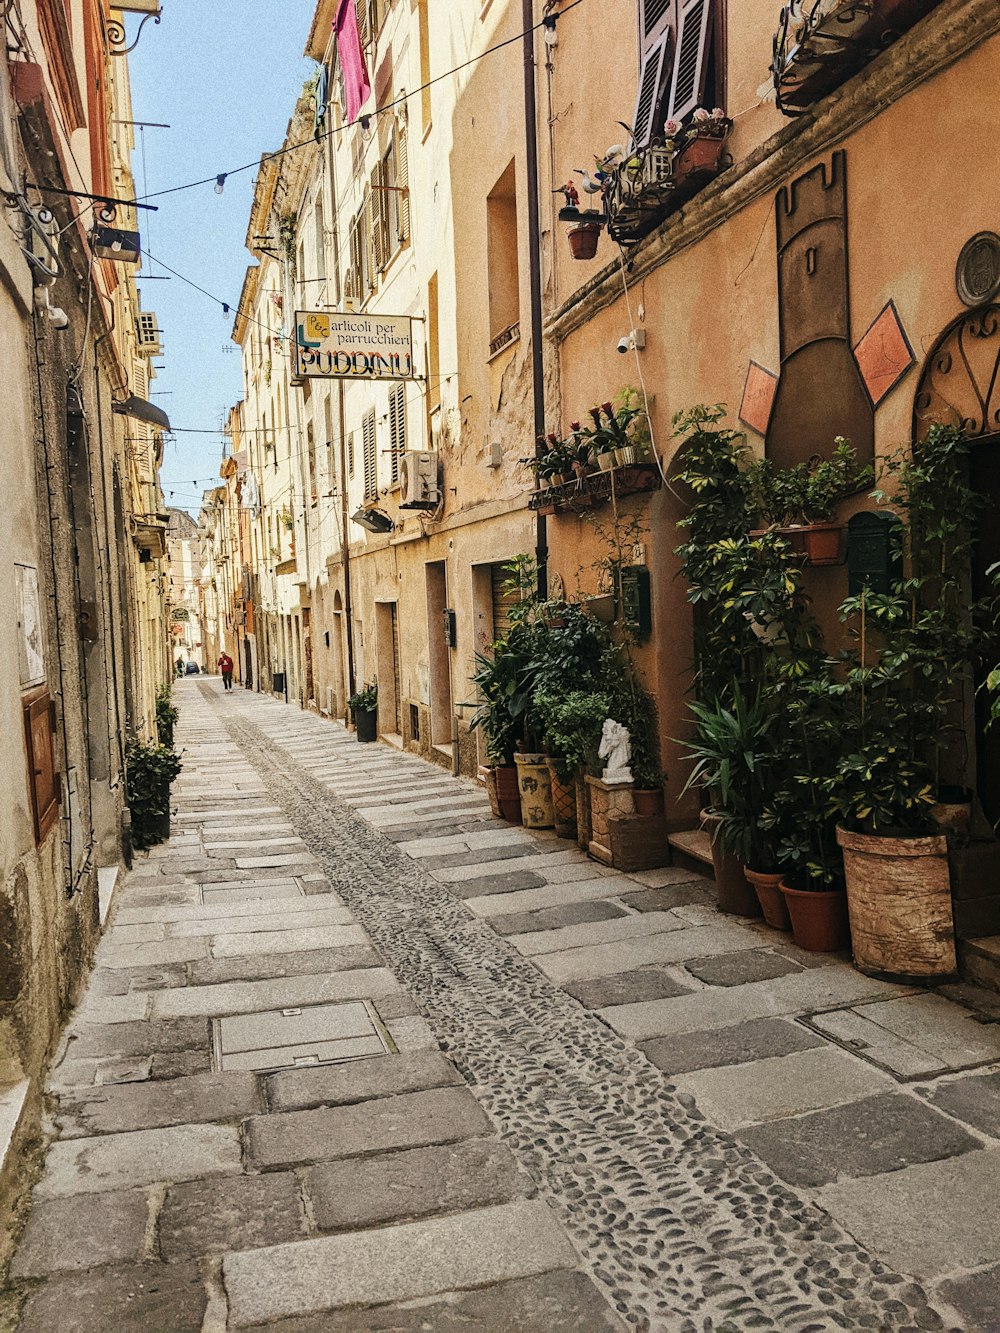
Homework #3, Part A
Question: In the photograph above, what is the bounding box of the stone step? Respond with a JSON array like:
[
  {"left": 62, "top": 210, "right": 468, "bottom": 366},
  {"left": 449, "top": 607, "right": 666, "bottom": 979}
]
[
  {"left": 667, "top": 828, "right": 714, "bottom": 881},
  {"left": 958, "top": 935, "right": 1000, "bottom": 996}
]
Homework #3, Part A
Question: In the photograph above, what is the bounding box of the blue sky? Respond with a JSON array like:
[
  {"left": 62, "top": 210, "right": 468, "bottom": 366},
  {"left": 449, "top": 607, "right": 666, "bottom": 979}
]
[{"left": 126, "top": 0, "right": 317, "bottom": 513}]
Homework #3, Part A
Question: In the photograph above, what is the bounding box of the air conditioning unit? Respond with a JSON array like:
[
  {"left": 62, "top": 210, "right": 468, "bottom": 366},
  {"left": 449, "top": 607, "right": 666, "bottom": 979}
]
[{"left": 399, "top": 451, "right": 440, "bottom": 510}]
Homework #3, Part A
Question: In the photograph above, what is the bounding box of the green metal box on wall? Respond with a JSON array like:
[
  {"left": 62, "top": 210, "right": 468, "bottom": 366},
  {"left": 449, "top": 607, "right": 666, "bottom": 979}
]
[
  {"left": 847, "top": 512, "right": 903, "bottom": 596},
  {"left": 620, "top": 566, "right": 652, "bottom": 642}
]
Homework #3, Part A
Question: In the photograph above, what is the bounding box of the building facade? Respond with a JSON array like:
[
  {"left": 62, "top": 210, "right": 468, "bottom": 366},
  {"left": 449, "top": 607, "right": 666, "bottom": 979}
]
[
  {"left": 0, "top": 0, "right": 168, "bottom": 1252},
  {"left": 224, "top": 0, "right": 999, "bottom": 826}
]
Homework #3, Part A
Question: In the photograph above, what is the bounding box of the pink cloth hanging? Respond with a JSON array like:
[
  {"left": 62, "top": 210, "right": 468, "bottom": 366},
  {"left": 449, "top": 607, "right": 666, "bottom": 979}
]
[{"left": 334, "top": 0, "right": 371, "bottom": 123}]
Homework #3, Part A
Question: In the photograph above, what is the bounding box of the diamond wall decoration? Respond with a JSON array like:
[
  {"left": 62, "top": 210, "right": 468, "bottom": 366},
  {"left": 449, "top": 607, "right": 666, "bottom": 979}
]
[{"left": 854, "top": 300, "right": 915, "bottom": 407}]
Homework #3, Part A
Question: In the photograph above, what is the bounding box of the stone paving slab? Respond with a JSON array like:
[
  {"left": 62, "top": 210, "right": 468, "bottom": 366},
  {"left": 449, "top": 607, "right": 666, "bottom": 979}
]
[
  {"left": 9, "top": 1187, "right": 149, "bottom": 1277},
  {"left": 237, "top": 1270, "right": 628, "bottom": 1333},
  {"left": 739, "top": 1092, "right": 982, "bottom": 1188},
  {"left": 222, "top": 1200, "right": 579, "bottom": 1326},
  {"left": 684, "top": 948, "right": 804, "bottom": 987},
  {"left": 264, "top": 1050, "right": 462, "bottom": 1112},
  {"left": 817, "top": 1149, "right": 1000, "bottom": 1279},
  {"left": 35, "top": 1122, "right": 243, "bottom": 1196},
  {"left": 563, "top": 968, "right": 692, "bottom": 1010},
  {"left": 490, "top": 900, "right": 628, "bottom": 936},
  {"left": 619, "top": 884, "right": 710, "bottom": 912},
  {"left": 188, "top": 943, "right": 382, "bottom": 986},
  {"left": 95, "top": 937, "right": 208, "bottom": 969},
  {"left": 640, "top": 1016, "right": 826, "bottom": 1075},
  {"left": 165, "top": 904, "right": 354, "bottom": 934},
  {"left": 465, "top": 876, "right": 639, "bottom": 918},
  {"left": 923, "top": 1069, "right": 1000, "bottom": 1135},
  {"left": 305, "top": 1137, "right": 531, "bottom": 1231},
  {"left": 209, "top": 923, "right": 368, "bottom": 957},
  {"left": 601, "top": 966, "right": 910, "bottom": 1041},
  {"left": 65, "top": 1016, "right": 209, "bottom": 1060},
  {"left": 536, "top": 921, "right": 760, "bottom": 984},
  {"left": 158, "top": 1171, "right": 309, "bottom": 1260},
  {"left": 55, "top": 1070, "right": 262, "bottom": 1136},
  {"left": 448, "top": 868, "right": 549, "bottom": 899},
  {"left": 432, "top": 849, "right": 588, "bottom": 883},
  {"left": 16, "top": 1260, "right": 209, "bottom": 1333},
  {"left": 149, "top": 966, "right": 402, "bottom": 1019},
  {"left": 510, "top": 910, "right": 686, "bottom": 957},
  {"left": 938, "top": 1265, "right": 1000, "bottom": 1333},
  {"left": 247, "top": 1086, "right": 493, "bottom": 1169},
  {"left": 673, "top": 1045, "right": 898, "bottom": 1130}
]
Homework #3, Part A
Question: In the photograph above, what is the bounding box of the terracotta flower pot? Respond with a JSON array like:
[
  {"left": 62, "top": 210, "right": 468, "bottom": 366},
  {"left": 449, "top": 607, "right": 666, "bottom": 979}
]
[
  {"left": 836, "top": 825, "right": 955, "bottom": 981},
  {"left": 634, "top": 787, "right": 664, "bottom": 817},
  {"left": 493, "top": 765, "right": 523, "bottom": 824},
  {"left": 801, "top": 523, "right": 843, "bottom": 566},
  {"left": 701, "top": 812, "right": 763, "bottom": 918},
  {"left": 567, "top": 221, "right": 601, "bottom": 260},
  {"left": 675, "top": 133, "right": 725, "bottom": 181},
  {"left": 546, "top": 760, "right": 578, "bottom": 839},
  {"left": 744, "top": 867, "right": 791, "bottom": 931},
  {"left": 514, "top": 753, "right": 555, "bottom": 829},
  {"left": 779, "top": 880, "right": 850, "bottom": 953}
]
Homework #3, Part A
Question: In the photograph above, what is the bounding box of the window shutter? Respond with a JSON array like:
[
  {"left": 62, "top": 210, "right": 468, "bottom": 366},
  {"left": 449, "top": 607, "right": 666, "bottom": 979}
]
[
  {"left": 668, "top": 0, "right": 713, "bottom": 121},
  {"left": 23, "top": 689, "right": 59, "bottom": 845},
  {"left": 369, "top": 167, "right": 384, "bottom": 272},
  {"left": 361, "top": 189, "right": 373, "bottom": 292},
  {"left": 396, "top": 120, "right": 409, "bottom": 242},
  {"left": 357, "top": 0, "right": 370, "bottom": 48},
  {"left": 363, "top": 409, "right": 377, "bottom": 499},
  {"left": 389, "top": 383, "right": 405, "bottom": 483},
  {"left": 348, "top": 430, "right": 355, "bottom": 477},
  {"left": 631, "top": 32, "right": 671, "bottom": 147},
  {"left": 640, "top": 0, "right": 674, "bottom": 44}
]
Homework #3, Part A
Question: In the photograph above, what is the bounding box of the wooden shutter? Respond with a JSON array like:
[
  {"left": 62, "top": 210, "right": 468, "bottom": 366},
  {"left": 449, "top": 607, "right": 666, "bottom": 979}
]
[
  {"left": 361, "top": 188, "right": 373, "bottom": 292},
  {"left": 23, "top": 688, "right": 59, "bottom": 844},
  {"left": 357, "top": 0, "right": 370, "bottom": 48},
  {"left": 668, "top": 0, "right": 713, "bottom": 121},
  {"left": 389, "top": 383, "right": 405, "bottom": 483},
  {"left": 396, "top": 120, "right": 410, "bottom": 243},
  {"left": 632, "top": 0, "right": 675, "bottom": 146},
  {"left": 369, "top": 166, "right": 385, "bottom": 272},
  {"left": 490, "top": 564, "right": 519, "bottom": 642},
  {"left": 348, "top": 430, "right": 355, "bottom": 477},
  {"left": 363, "top": 409, "right": 377, "bottom": 499}
]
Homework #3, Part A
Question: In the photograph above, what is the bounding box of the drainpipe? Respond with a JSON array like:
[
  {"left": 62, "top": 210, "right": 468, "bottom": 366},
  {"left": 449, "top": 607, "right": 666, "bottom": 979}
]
[
  {"left": 337, "top": 377, "right": 356, "bottom": 710},
  {"left": 523, "top": 0, "right": 547, "bottom": 600}
]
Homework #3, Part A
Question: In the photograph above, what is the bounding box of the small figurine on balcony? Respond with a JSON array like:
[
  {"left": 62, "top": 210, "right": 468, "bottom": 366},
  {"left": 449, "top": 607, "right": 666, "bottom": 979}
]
[
  {"left": 600, "top": 718, "right": 633, "bottom": 786},
  {"left": 553, "top": 179, "right": 580, "bottom": 211}
]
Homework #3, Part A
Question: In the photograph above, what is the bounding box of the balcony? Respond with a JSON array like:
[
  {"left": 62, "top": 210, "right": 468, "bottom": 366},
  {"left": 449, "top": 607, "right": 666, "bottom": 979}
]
[
  {"left": 772, "top": 0, "right": 942, "bottom": 115},
  {"left": 604, "top": 116, "right": 732, "bottom": 249},
  {"left": 527, "top": 463, "right": 662, "bottom": 515}
]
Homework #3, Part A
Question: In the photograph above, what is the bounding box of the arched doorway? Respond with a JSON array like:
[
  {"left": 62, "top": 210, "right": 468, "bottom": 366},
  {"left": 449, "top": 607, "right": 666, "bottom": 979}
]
[{"left": 914, "top": 304, "right": 1000, "bottom": 822}]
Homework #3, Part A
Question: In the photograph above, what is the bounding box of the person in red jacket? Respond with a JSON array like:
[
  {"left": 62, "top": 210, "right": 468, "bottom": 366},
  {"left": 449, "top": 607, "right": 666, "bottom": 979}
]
[{"left": 218, "top": 651, "right": 234, "bottom": 690}]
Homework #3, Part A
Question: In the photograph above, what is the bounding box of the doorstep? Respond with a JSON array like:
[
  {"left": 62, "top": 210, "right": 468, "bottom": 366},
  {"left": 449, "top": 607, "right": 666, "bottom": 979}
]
[
  {"left": 381, "top": 733, "right": 403, "bottom": 750},
  {"left": 0, "top": 1079, "right": 30, "bottom": 1182},
  {"left": 958, "top": 936, "right": 1000, "bottom": 997},
  {"left": 97, "top": 866, "right": 120, "bottom": 927},
  {"left": 667, "top": 827, "right": 714, "bottom": 879}
]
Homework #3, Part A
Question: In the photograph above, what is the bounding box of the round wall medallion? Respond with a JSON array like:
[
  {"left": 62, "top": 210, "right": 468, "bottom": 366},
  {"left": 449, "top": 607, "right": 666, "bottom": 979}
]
[{"left": 956, "top": 232, "right": 1000, "bottom": 307}]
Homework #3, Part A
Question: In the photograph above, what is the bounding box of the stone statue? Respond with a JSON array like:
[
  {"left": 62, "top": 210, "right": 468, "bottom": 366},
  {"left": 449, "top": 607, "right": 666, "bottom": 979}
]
[{"left": 599, "top": 718, "right": 633, "bottom": 785}]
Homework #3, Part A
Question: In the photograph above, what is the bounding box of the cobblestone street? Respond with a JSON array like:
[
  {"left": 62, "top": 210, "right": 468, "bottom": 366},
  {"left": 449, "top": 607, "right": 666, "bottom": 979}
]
[{"left": 6, "top": 678, "right": 1000, "bottom": 1330}]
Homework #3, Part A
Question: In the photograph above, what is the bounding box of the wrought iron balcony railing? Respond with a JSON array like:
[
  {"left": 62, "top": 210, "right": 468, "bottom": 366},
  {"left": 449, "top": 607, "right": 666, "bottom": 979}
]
[{"left": 772, "top": 0, "right": 942, "bottom": 116}]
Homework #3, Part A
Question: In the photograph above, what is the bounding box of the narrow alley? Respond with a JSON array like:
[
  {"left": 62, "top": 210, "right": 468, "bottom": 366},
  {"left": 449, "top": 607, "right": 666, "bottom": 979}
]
[{"left": 5, "top": 680, "right": 1000, "bottom": 1331}]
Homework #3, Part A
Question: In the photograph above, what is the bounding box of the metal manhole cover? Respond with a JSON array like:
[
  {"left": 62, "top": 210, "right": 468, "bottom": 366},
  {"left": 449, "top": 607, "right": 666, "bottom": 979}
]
[
  {"left": 801, "top": 995, "right": 1000, "bottom": 1081},
  {"left": 212, "top": 1000, "right": 394, "bottom": 1072}
]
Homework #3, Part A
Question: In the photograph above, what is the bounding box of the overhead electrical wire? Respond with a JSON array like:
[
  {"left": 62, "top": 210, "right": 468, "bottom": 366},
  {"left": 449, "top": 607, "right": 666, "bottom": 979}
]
[{"left": 134, "top": 0, "right": 587, "bottom": 204}]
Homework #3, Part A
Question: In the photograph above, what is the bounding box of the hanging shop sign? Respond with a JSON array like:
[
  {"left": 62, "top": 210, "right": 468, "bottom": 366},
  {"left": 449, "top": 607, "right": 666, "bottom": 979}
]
[{"left": 293, "top": 311, "right": 415, "bottom": 381}]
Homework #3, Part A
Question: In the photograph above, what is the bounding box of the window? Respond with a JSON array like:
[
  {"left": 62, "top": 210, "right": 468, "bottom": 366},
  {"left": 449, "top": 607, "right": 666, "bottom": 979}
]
[
  {"left": 370, "top": 120, "right": 409, "bottom": 274},
  {"left": 632, "top": 0, "right": 724, "bottom": 147},
  {"left": 427, "top": 272, "right": 440, "bottom": 413},
  {"left": 346, "top": 203, "right": 370, "bottom": 303},
  {"left": 23, "top": 687, "right": 59, "bottom": 845},
  {"left": 388, "top": 383, "right": 406, "bottom": 484},
  {"left": 417, "top": 0, "right": 432, "bottom": 132},
  {"left": 307, "top": 423, "right": 317, "bottom": 503},
  {"left": 314, "top": 195, "right": 326, "bottom": 286},
  {"left": 362, "top": 409, "right": 377, "bottom": 500},
  {"left": 324, "top": 395, "right": 335, "bottom": 490},
  {"left": 486, "top": 161, "right": 519, "bottom": 350},
  {"left": 348, "top": 430, "right": 355, "bottom": 478}
]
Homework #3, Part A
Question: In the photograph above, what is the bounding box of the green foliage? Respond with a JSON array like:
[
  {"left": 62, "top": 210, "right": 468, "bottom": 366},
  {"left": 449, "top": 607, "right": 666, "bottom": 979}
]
[
  {"left": 679, "top": 686, "right": 781, "bottom": 870},
  {"left": 155, "top": 684, "right": 178, "bottom": 748},
  {"left": 126, "top": 739, "right": 182, "bottom": 850},
  {"left": 744, "top": 438, "right": 872, "bottom": 527},
  {"left": 348, "top": 682, "right": 378, "bottom": 713},
  {"left": 535, "top": 690, "right": 610, "bottom": 781}
]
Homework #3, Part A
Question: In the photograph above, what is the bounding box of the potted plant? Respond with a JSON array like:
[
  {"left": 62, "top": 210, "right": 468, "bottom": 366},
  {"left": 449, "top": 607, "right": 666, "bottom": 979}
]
[
  {"left": 155, "top": 683, "right": 178, "bottom": 749},
  {"left": 348, "top": 681, "right": 378, "bottom": 743},
  {"left": 125, "top": 739, "right": 182, "bottom": 850},
  {"left": 671, "top": 108, "right": 732, "bottom": 183},
  {"left": 567, "top": 217, "right": 602, "bottom": 261},
  {"left": 537, "top": 688, "right": 610, "bottom": 841},
  {"left": 745, "top": 439, "right": 872, "bottom": 565}
]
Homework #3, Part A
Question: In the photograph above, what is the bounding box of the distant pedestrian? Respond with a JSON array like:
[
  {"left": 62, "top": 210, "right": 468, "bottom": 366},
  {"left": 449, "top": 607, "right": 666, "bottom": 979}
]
[
  {"left": 218, "top": 651, "right": 234, "bottom": 691},
  {"left": 175, "top": 657, "right": 184, "bottom": 677}
]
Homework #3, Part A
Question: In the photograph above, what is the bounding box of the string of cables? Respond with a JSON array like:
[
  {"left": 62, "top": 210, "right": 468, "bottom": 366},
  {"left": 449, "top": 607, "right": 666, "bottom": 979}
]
[{"left": 134, "top": 0, "right": 587, "bottom": 204}]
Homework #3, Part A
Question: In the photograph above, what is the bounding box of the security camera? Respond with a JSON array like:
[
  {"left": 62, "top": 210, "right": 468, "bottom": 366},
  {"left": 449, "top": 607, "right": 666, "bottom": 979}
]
[
  {"left": 616, "top": 328, "right": 647, "bottom": 355},
  {"left": 49, "top": 306, "right": 69, "bottom": 330}
]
